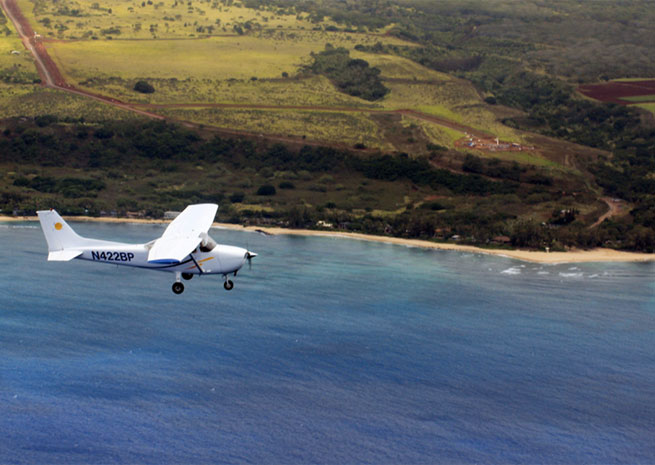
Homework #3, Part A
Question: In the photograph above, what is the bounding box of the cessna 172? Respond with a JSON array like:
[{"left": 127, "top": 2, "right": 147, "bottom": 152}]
[{"left": 37, "top": 203, "right": 256, "bottom": 294}]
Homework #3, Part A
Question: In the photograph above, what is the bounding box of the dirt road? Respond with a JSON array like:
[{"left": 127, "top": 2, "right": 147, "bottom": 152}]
[{"left": 589, "top": 197, "right": 627, "bottom": 229}]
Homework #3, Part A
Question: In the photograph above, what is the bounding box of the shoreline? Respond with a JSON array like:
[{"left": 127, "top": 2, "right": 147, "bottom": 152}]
[{"left": 2, "top": 215, "right": 653, "bottom": 264}]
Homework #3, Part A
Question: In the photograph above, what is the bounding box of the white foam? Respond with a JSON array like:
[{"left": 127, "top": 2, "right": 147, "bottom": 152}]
[
  {"left": 559, "top": 272, "right": 584, "bottom": 278},
  {"left": 501, "top": 267, "right": 522, "bottom": 275}
]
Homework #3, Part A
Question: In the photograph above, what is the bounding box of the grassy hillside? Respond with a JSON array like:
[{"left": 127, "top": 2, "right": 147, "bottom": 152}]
[
  {"left": 11, "top": 0, "right": 516, "bottom": 152},
  {"left": 1, "top": 0, "right": 653, "bottom": 251},
  {"left": 5, "top": 118, "right": 642, "bottom": 250}
]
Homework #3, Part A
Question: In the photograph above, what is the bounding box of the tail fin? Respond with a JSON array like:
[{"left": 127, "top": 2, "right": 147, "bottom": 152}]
[{"left": 37, "top": 209, "right": 85, "bottom": 261}]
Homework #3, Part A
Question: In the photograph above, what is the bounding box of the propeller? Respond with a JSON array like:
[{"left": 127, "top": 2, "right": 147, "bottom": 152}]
[{"left": 246, "top": 251, "right": 257, "bottom": 270}]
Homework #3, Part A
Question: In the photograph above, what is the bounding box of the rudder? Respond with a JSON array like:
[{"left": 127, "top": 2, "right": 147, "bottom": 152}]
[{"left": 36, "top": 209, "right": 84, "bottom": 252}]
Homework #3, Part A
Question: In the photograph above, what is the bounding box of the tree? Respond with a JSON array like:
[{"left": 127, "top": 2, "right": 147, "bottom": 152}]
[
  {"left": 134, "top": 80, "right": 155, "bottom": 93},
  {"left": 256, "top": 185, "right": 276, "bottom": 196}
]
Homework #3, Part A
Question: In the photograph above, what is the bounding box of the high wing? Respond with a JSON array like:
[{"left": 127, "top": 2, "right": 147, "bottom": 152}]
[{"left": 148, "top": 203, "right": 218, "bottom": 264}]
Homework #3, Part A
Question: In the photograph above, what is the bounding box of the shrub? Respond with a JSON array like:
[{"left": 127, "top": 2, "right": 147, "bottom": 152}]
[
  {"left": 134, "top": 80, "right": 155, "bottom": 93},
  {"left": 278, "top": 181, "right": 295, "bottom": 189},
  {"left": 229, "top": 192, "right": 245, "bottom": 203},
  {"left": 256, "top": 185, "right": 276, "bottom": 196},
  {"left": 35, "top": 115, "right": 58, "bottom": 127}
]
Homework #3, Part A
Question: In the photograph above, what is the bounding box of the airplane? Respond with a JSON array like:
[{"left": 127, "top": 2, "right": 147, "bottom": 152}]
[{"left": 36, "top": 203, "right": 256, "bottom": 294}]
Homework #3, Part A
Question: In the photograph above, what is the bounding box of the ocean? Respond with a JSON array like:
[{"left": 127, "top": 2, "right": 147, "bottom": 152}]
[{"left": 1, "top": 221, "right": 654, "bottom": 464}]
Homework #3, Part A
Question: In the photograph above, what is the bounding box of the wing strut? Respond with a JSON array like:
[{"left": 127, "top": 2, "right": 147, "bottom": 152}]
[{"left": 189, "top": 253, "right": 205, "bottom": 275}]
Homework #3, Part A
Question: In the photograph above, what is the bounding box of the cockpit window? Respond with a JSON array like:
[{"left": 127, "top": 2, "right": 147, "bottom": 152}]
[{"left": 199, "top": 232, "right": 217, "bottom": 252}]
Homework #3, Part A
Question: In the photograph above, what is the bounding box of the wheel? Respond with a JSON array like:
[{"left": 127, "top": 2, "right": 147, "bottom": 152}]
[
  {"left": 223, "top": 280, "right": 234, "bottom": 291},
  {"left": 182, "top": 272, "right": 193, "bottom": 281},
  {"left": 172, "top": 282, "right": 184, "bottom": 294}
]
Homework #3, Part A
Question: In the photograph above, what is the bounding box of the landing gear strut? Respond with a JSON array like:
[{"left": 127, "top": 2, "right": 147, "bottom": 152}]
[{"left": 172, "top": 272, "right": 184, "bottom": 294}]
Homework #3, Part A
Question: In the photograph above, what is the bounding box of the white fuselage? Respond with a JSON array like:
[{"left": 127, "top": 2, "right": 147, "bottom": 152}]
[{"left": 75, "top": 241, "right": 249, "bottom": 275}]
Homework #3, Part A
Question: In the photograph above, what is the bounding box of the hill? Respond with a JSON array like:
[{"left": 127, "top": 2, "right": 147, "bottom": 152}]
[{"left": 0, "top": 0, "right": 653, "bottom": 251}]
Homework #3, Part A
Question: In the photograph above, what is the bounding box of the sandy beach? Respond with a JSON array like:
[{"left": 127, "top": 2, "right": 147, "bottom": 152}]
[{"left": 3, "top": 214, "right": 653, "bottom": 264}]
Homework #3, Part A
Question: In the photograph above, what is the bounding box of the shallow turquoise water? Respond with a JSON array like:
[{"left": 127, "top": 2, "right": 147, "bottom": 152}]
[{"left": 1, "top": 221, "right": 654, "bottom": 464}]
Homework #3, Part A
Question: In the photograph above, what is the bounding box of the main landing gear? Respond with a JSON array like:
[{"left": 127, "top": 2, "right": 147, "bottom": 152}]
[
  {"left": 172, "top": 272, "right": 185, "bottom": 294},
  {"left": 172, "top": 282, "right": 184, "bottom": 294},
  {"left": 170, "top": 272, "right": 236, "bottom": 294},
  {"left": 172, "top": 269, "right": 194, "bottom": 294}
]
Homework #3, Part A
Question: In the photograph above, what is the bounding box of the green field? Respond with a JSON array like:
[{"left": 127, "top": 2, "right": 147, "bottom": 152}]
[
  {"left": 621, "top": 95, "right": 655, "bottom": 103},
  {"left": 26, "top": 0, "right": 421, "bottom": 42},
  {"left": 46, "top": 34, "right": 513, "bottom": 150},
  {"left": 408, "top": 119, "right": 464, "bottom": 147},
  {"left": 0, "top": 0, "right": 577, "bottom": 159},
  {"left": 3, "top": 0, "right": 532, "bottom": 155},
  {"left": 635, "top": 103, "right": 655, "bottom": 115},
  {"left": 155, "top": 106, "right": 393, "bottom": 150},
  {"left": 0, "top": 85, "right": 147, "bottom": 120},
  {"left": 71, "top": 75, "right": 378, "bottom": 108},
  {"left": 0, "top": 12, "right": 38, "bottom": 83},
  {"left": 354, "top": 53, "right": 450, "bottom": 81}
]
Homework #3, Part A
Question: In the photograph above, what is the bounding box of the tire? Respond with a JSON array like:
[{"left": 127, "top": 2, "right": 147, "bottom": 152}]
[
  {"left": 223, "top": 280, "right": 234, "bottom": 291},
  {"left": 172, "top": 282, "right": 184, "bottom": 294},
  {"left": 182, "top": 272, "right": 193, "bottom": 281}
]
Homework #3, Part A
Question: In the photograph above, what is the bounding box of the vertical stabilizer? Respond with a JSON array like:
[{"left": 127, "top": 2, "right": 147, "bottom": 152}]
[{"left": 36, "top": 209, "right": 84, "bottom": 252}]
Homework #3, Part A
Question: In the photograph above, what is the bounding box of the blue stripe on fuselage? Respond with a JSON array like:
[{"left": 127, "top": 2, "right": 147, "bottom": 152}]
[{"left": 148, "top": 259, "right": 180, "bottom": 265}]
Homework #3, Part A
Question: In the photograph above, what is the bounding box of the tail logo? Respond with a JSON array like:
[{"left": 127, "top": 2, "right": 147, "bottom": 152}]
[{"left": 54, "top": 222, "right": 63, "bottom": 231}]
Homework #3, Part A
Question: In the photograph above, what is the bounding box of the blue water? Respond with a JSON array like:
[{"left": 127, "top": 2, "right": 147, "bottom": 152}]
[{"left": 1, "top": 221, "right": 654, "bottom": 464}]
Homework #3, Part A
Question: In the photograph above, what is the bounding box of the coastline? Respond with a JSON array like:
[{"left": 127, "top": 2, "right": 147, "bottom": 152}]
[{"left": 2, "top": 215, "right": 653, "bottom": 264}]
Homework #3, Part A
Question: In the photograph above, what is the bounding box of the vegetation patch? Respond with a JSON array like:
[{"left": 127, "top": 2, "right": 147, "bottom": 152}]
[
  {"left": 0, "top": 85, "right": 146, "bottom": 122},
  {"left": 154, "top": 107, "right": 389, "bottom": 149},
  {"left": 0, "top": 21, "right": 39, "bottom": 84},
  {"left": 635, "top": 103, "right": 655, "bottom": 116},
  {"left": 3, "top": 119, "right": 637, "bottom": 250},
  {"left": 134, "top": 80, "right": 155, "bottom": 94},
  {"left": 307, "top": 45, "right": 388, "bottom": 101}
]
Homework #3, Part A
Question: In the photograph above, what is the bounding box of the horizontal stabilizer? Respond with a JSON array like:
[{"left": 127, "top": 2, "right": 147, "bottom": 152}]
[{"left": 48, "top": 250, "right": 83, "bottom": 261}]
